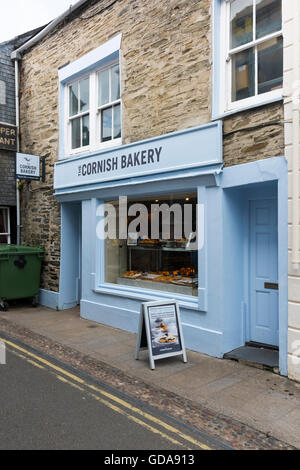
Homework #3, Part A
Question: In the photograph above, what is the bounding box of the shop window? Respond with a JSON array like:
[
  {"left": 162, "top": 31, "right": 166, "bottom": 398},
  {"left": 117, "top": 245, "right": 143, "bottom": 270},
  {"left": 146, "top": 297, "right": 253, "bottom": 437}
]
[
  {"left": 66, "top": 60, "right": 121, "bottom": 155},
  {"left": 0, "top": 207, "right": 11, "bottom": 244},
  {"left": 216, "top": 0, "right": 282, "bottom": 114},
  {"left": 103, "top": 193, "right": 198, "bottom": 297},
  {"left": 0, "top": 80, "right": 5, "bottom": 105}
]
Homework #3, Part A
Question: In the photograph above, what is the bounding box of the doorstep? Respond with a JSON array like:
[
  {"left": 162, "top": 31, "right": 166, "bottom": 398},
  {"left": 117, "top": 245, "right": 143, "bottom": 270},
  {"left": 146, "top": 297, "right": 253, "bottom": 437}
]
[{"left": 224, "top": 343, "right": 279, "bottom": 374}]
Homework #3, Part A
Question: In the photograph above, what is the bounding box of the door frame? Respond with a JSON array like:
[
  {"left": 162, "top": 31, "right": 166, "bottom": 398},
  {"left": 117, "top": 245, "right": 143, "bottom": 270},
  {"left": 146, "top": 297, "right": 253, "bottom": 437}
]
[
  {"left": 222, "top": 157, "right": 288, "bottom": 376},
  {"left": 247, "top": 196, "right": 279, "bottom": 347}
]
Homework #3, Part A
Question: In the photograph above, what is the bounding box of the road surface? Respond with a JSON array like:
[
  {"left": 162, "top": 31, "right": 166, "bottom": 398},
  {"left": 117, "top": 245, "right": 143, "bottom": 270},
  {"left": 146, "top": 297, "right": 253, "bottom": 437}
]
[{"left": 0, "top": 338, "right": 227, "bottom": 451}]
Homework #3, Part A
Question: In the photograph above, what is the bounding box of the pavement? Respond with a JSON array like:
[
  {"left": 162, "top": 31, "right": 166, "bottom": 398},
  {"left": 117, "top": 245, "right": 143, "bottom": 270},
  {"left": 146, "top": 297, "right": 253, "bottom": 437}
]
[{"left": 0, "top": 303, "right": 300, "bottom": 450}]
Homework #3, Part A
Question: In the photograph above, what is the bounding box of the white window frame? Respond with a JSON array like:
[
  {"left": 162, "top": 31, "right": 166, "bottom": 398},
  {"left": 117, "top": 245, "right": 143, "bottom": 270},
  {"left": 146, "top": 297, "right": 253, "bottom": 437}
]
[
  {"left": 219, "top": 0, "right": 283, "bottom": 114},
  {"left": 0, "top": 80, "right": 6, "bottom": 105},
  {"left": 65, "top": 58, "right": 122, "bottom": 156},
  {"left": 0, "top": 207, "right": 11, "bottom": 244},
  {"left": 96, "top": 60, "right": 122, "bottom": 148},
  {"left": 58, "top": 34, "right": 122, "bottom": 159}
]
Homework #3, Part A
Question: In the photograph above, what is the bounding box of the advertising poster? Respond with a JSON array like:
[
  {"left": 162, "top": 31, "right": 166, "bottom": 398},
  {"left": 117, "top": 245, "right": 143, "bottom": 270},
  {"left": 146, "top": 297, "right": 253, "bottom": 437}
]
[
  {"left": 135, "top": 300, "right": 187, "bottom": 370},
  {"left": 147, "top": 304, "right": 182, "bottom": 357}
]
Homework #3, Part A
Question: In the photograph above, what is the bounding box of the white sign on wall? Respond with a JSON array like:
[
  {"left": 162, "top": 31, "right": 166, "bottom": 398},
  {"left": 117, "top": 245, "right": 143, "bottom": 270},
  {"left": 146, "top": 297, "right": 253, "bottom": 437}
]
[{"left": 16, "top": 153, "right": 40, "bottom": 181}]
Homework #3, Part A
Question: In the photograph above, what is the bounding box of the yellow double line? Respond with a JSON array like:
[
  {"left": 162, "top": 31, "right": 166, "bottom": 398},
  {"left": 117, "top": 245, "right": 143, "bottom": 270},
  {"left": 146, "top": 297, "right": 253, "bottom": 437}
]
[{"left": 1, "top": 337, "right": 212, "bottom": 450}]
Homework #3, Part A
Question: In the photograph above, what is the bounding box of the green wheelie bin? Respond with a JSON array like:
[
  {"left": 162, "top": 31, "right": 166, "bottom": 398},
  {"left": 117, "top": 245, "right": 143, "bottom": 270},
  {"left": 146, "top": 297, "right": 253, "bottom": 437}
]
[{"left": 0, "top": 244, "right": 45, "bottom": 311}]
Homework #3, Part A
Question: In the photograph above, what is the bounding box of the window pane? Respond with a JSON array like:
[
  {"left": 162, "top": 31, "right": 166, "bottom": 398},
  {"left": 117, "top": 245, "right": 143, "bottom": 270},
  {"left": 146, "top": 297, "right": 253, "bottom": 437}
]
[
  {"left": 232, "top": 48, "right": 255, "bottom": 102},
  {"left": 113, "top": 104, "right": 121, "bottom": 139},
  {"left": 111, "top": 64, "right": 120, "bottom": 102},
  {"left": 258, "top": 36, "right": 283, "bottom": 94},
  {"left": 256, "top": 0, "right": 282, "bottom": 39},
  {"left": 104, "top": 194, "right": 198, "bottom": 297},
  {"left": 82, "top": 115, "right": 90, "bottom": 147},
  {"left": 80, "top": 78, "right": 89, "bottom": 112},
  {"left": 230, "top": 0, "right": 253, "bottom": 49},
  {"left": 69, "top": 83, "right": 78, "bottom": 117},
  {"left": 0, "top": 80, "right": 6, "bottom": 105},
  {"left": 71, "top": 117, "right": 81, "bottom": 149},
  {"left": 0, "top": 208, "right": 8, "bottom": 234},
  {"left": 99, "top": 69, "right": 110, "bottom": 106},
  {"left": 101, "top": 107, "right": 112, "bottom": 142}
]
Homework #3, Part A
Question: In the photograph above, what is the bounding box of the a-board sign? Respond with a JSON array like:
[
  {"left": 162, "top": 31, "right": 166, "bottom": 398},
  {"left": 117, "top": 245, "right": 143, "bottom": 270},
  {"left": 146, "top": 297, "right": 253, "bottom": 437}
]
[
  {"left": 16, "top": 153, "right": 40, "bottom": 181},
  {"left": 135, "top": 300, "right": 187, "bottom": 370}
]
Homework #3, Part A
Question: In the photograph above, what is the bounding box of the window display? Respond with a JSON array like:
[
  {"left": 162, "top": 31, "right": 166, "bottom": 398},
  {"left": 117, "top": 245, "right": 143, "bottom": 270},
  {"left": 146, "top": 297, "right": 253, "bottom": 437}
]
[{"left": 104, "top": 193, "right": 198, "bottom": 297}]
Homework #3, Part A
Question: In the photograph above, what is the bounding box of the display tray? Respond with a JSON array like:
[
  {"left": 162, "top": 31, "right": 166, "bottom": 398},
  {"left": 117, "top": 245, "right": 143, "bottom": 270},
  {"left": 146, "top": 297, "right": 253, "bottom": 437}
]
[{"left": 117, "top": 277, "right": 198, "bottom": 296}]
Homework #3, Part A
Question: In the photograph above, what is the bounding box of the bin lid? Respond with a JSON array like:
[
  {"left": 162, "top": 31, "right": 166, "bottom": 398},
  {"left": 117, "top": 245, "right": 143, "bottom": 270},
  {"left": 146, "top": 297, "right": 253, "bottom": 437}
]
[{"left": 0, "top": 244, "right": 45, "bottom": 255}]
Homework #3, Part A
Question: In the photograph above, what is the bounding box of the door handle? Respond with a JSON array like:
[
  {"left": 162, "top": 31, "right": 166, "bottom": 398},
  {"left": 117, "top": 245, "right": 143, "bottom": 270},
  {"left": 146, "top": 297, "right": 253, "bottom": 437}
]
[{"left": 264, "top": 282, "right": 279, "bottom": 290}]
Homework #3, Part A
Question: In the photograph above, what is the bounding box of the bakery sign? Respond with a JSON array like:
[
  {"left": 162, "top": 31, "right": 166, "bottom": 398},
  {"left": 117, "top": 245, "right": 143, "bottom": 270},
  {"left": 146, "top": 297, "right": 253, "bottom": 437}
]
[
  {"left": 54, "top": 122, "right": 223, "bottom": 191},
  {"left": 16, "top": 153, "right": 40, "bottom": 181},
  {"left": 0, "top": 123, "right": 17, "bottom": 151},
  {"left": 135, "top": 300, "right": 187, "bottom": 370}
]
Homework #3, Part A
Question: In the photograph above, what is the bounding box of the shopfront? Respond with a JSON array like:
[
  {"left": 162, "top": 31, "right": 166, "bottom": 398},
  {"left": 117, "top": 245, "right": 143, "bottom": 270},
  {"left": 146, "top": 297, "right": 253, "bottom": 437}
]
[{"left": 53, "top": 123, "right": 288, "bottom": 375}]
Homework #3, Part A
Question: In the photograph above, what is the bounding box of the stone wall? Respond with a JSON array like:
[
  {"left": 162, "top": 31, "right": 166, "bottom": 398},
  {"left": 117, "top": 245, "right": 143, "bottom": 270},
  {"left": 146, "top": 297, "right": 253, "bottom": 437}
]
[{"left": 18, "top": 0, "right": 285, "bottom": 291}]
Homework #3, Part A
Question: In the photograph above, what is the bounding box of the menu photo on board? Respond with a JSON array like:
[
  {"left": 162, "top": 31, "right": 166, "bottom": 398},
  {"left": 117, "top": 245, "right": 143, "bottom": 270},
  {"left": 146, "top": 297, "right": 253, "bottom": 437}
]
[
  {"left": 135, "top": 300, "right": 187, "bottom": 370},
  {"left": 148, "top": 304, "right": 182, "bottom": 356}
]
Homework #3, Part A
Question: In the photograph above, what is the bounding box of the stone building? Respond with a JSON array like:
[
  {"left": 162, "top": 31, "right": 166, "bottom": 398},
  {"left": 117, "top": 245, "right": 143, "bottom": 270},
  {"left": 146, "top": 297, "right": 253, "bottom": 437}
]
[
  {"left": 0, "top": 28, "right": 43, "bottom": 244},
  {"left": 12, "top": 0, "right": 297, "bottom": 378}
]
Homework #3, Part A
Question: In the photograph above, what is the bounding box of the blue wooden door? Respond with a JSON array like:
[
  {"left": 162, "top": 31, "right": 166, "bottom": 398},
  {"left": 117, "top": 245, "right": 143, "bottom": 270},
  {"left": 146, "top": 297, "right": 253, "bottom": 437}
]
[{"left": 249, "top": 199, "right": 279, "bottom": 346}]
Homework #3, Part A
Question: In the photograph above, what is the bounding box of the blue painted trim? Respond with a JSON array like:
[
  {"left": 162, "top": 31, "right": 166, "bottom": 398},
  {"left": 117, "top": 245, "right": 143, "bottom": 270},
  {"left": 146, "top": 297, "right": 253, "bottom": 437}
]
[
  {"left": 55, "top": 164, "right": 223, "bottom": 199},
  {"left": 39, "top": 289, "right": 59, "bottom": 310},
  {"left": 221, "top": 156, "right": 288, "bottom": 376},
  {"left": 198, "top": 186, "right": 208, "bottom": 311},
  {"left": 221, "top": 157, "right": 286, "bottom": 188},
  {"left": 59, "top": 203, "right": 81, "bottom": 311},
  {"left": 58, "top": 34, "right": 122, "bottom": 83},
  {"left": 80, "top": 299, "right": 224, "bottom": 357},
  {"left": 93, "top": 284, "right": 200, "bottom": 311}
]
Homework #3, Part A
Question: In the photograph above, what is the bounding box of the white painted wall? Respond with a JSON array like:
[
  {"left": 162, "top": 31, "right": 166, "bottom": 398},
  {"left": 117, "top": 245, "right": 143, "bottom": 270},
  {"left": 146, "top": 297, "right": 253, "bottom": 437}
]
[{"left": 284, "top": 0, "right": 300, "bottom": 381}]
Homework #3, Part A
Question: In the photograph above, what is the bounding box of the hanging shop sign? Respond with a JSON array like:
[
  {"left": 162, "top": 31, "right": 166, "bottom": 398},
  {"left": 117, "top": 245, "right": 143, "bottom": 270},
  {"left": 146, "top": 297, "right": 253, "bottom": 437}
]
[
  {"left": 0, "top": 123, "right": 17, "bottom": 151},
  {"left": 135, "top": 300, "right": 187, "bottom": 370},
  {"left": 16, "top": 153, "right": 40, "bottom": 181},
  {"left": 54, "top": 122, "right": 223, "bottom": 190}
]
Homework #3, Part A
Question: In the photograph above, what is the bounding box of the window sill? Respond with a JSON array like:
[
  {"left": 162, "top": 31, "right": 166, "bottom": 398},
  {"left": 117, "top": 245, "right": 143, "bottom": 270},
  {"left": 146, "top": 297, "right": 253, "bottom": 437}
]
[
  {"left": 212, "top": 95, "right": 283, "bottom": 122},
  {"left": 59, "top": 138, "right": 122, "bottom": 160},
  {"left": 93, "top": 282, "right": 201, "bottom": 311}
]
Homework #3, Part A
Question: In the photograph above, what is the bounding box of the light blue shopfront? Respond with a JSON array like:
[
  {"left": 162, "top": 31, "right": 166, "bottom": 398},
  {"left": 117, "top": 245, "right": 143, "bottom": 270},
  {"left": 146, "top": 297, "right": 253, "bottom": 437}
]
[{"left": 48, "top": 123, "right": 288, "bottom": 376}]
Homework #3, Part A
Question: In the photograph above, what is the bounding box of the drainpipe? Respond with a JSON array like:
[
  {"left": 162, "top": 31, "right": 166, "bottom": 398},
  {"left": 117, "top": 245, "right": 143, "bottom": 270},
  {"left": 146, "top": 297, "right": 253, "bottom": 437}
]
[
  {"left": 291, "top": 3, "right": 300, "bottom": 269},
  {"left": 13, "top": 53, "right": 21, "bottom": 245}
]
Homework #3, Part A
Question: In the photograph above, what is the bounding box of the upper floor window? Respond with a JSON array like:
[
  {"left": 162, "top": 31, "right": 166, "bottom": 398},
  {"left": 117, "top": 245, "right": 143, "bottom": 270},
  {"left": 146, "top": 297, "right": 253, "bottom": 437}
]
[
  {"left": 218, "top": 0, "right": 283, "bottom": 114},
  {"left": 69, "top": 77, "right": 90, "bottom": 149},
  {"left": 67, "top": 60, "right": 121, "bottom": 154},
  {"left": 98, "top": 63, "right": 121, "bottom": 143}
]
